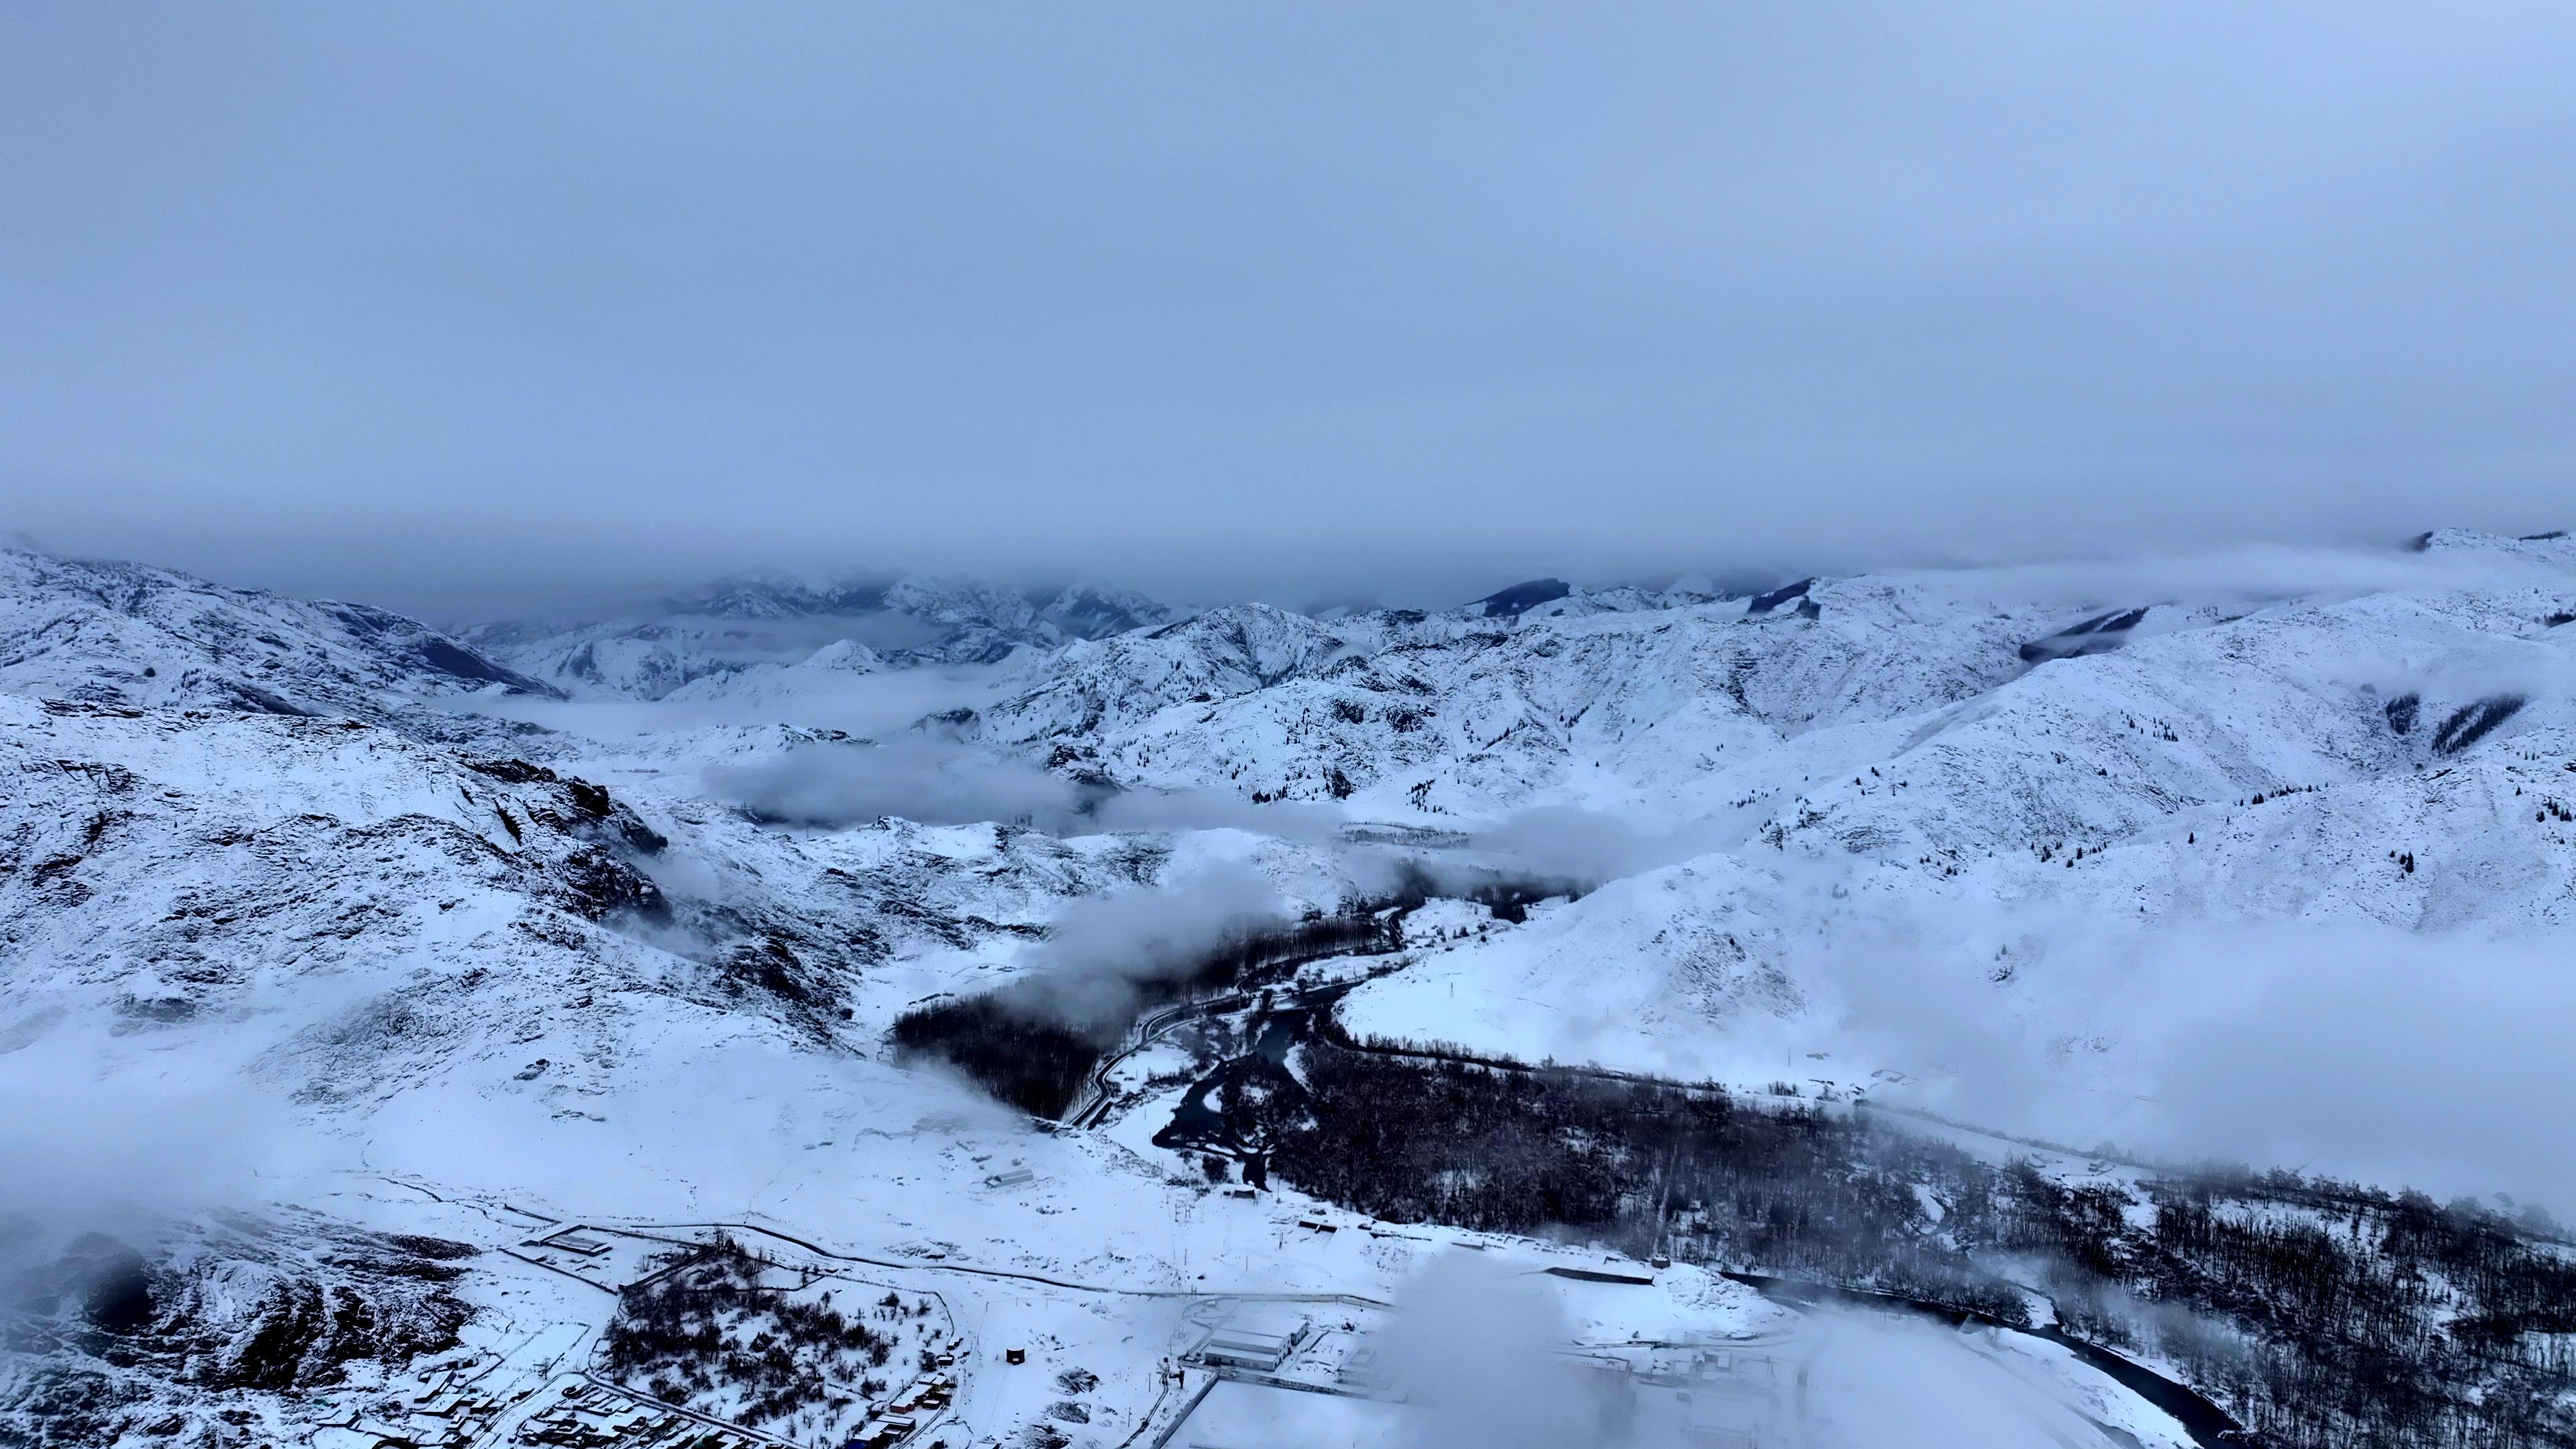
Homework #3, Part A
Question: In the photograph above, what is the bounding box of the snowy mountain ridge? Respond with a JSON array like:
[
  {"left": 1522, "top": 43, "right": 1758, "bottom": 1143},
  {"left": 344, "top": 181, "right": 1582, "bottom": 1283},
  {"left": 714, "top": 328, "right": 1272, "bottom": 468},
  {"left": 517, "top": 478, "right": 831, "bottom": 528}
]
[
  {"left": 0, "top": 547, "right": 559, "bottom": 722},
  {"left": 460, "top": 571, "right": 1177, "bottom": 700}
]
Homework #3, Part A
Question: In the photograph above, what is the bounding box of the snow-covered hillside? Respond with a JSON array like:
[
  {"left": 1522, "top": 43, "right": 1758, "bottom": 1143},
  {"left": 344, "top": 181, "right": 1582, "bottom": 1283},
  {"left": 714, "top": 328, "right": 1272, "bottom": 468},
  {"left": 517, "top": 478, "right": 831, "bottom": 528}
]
[
  {"left": 0, "top": 548, "right": 558, "bottom": 720},
  {"left": 0, "top": 695, "right": 1368, "bottom": 1128},
  {"left": 969, "top": 533, "right": 2574, "bottom": 830}
]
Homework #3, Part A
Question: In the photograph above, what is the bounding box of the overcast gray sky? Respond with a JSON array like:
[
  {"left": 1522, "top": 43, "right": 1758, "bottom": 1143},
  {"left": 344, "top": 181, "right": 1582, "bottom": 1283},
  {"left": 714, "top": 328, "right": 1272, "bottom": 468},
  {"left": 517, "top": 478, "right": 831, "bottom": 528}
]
[{"left": 4, "top": 3, "right": 2573, "bottom": 616}]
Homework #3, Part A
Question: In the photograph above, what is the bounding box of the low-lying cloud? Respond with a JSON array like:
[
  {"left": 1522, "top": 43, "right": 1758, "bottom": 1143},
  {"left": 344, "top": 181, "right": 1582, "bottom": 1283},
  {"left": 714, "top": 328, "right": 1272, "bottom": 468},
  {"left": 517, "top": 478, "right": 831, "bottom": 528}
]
[
  {"left": 1891, "top": 539, "right": 2576, "bottom": 615},
  {"left": 1006, "top": 862, "right": 1288, "bottom": 1028},
  {"left": 464, "top": 660, "right": 1006, "bottom": 740},
  {"left": 1377, "top": 1252, "right": 1614, "bottom": 1449},
  {"left": 1801, "top": 907, "right": 2576, "bottom": 1217},
  {"left": 1467, "top": 804, "right": 1734, "bottom": 882},
  {"left": 2121, "top": 926, "right": 2576, "bottom": 1216},
  {"left": 0, "top": 1020, "right": 333, "bottom": 1240},
  {"left": 709, "top": 739, "right": 1083, "bottom": 828},
  {"left": 707, "top": 737, "right": 1372, "bottom": 845},
  {"left": 1087, "top": 785, "right": 1348, "bottom": 844}
]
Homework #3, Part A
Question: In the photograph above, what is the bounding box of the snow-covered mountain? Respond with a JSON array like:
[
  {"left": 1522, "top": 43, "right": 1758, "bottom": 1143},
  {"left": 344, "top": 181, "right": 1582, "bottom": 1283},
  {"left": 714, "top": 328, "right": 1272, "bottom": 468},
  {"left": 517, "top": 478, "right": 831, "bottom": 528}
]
[
  {"left": 0, "top": 547, "right": 559, "bottom": 721},
  {"left": 9, "top": 534, "right": 2576, "bottom": 1447},
  {"left": 0, "top": 691, "right": 1366, "bottom": 1129},
  {"left": 0, "top": 551, "right": 1393, "bottom": 1448},
  {"left": 21, "top": 534, "right": 2570, "bottom": 1101},
  {"left": 918, "top": 531, "right": 2576, "bottom": 1128},
  {"left": 965, "top": 574, "right": 2104, "bottom": 817},
  {"left": 972, "top": 535, "right": 2573, "bottom": 826},
  {"left": 461, "top": 572, "right": 1175, "bottom": 699}
]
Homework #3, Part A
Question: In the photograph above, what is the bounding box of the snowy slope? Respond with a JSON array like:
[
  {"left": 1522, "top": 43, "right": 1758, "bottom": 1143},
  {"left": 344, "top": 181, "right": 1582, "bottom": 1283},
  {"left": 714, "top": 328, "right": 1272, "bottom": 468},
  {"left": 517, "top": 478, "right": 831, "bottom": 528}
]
[
  {"left": 0, "top": 547, "right": 559, "bottom": 720},
  {"left": 1330, "top": 536, "right": 2576, "bottom": 1110},
  {"left": 978, "top": 534, "right": 2575, "bottom": 829},
  {"left": 973, "top": 578, "right": 2168, "bottom": 820},
  {"left": 0, "top": 693, "right": 1371, "bottom": 1123}
]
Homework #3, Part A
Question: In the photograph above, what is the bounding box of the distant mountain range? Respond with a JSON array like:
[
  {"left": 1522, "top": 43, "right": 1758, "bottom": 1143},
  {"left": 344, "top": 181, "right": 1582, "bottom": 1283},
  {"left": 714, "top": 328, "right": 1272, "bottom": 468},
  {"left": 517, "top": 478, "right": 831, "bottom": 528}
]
[
  {"left": 451, "top": 569, "right": 1784, "bottom": 702},
  {"left": 455, "top": 572, "right": 1176, "bottom": 700}
]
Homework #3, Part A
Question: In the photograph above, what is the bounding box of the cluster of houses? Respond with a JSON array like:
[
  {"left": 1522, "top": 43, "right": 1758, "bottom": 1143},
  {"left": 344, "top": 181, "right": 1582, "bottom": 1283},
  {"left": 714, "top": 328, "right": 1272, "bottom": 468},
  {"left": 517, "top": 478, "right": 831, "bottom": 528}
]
[
  {"left": 845, "top": 1339, "right": 963, "bottom": 1449},
  {"left": 512, "top": 1382, "right": 757, "bottom": 1449},
  {"left": 311, "top": 1351, "right": 530, "bottom": 1448}
]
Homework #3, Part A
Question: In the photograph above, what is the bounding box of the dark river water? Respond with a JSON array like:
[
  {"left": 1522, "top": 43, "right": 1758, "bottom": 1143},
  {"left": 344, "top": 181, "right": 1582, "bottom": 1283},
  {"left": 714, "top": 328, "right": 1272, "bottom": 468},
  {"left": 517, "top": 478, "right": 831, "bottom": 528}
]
[{"left": 1151, "top": 1004, "right": 1312, "bottom": 1155}]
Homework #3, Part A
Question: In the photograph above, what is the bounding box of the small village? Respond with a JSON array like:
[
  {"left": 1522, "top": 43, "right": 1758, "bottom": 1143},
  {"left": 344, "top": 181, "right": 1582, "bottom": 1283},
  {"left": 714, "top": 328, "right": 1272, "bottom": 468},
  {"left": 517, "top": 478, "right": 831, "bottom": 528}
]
[{"left": 303, "top": 1216, "right": 971, "bottom": 1449}]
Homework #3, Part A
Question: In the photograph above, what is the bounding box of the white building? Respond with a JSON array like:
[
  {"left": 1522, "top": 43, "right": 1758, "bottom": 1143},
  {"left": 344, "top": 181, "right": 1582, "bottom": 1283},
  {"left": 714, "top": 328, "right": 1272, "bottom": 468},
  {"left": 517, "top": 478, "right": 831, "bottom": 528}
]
[
  {"left": 1193, "top": 1309, "right": 1313, "bottom": 1371},
  {"left": 1334, "top": 1346, "right": 1392, "bottom": 1392}
]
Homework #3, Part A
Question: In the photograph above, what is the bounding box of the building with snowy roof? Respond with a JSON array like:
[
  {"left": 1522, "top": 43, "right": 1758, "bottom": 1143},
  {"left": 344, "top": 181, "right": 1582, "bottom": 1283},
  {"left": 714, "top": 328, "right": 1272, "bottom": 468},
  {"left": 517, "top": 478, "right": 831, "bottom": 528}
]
[{"left": 1192, "top": 1309, "right": 1312, "bottom": 1371}]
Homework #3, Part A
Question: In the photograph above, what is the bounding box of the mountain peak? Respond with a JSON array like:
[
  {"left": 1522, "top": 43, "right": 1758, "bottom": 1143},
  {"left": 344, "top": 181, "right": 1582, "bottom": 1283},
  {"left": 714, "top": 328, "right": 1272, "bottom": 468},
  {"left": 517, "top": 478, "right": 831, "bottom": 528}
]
[{"left": 1469, "top": 578, "right": 1572, "bottom": 619}]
